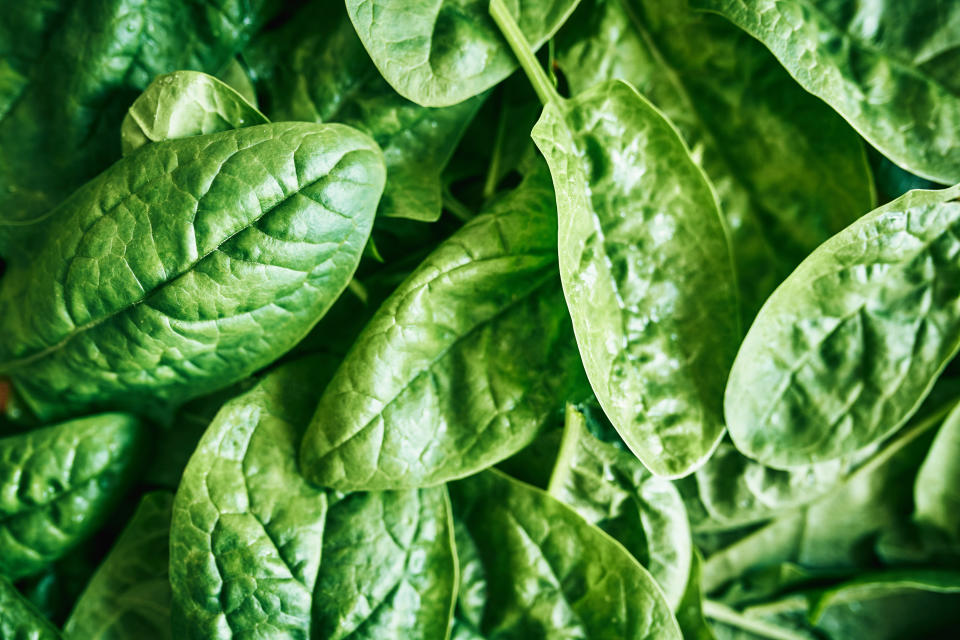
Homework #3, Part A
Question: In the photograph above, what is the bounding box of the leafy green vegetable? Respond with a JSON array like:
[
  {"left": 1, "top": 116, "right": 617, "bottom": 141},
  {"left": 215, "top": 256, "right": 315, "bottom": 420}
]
[
  {"left": 121, "top": 71, "right": 267, "bottom": 155},
  {"left": 492, "top": 0, "right": 738, "bottom": 477},
  {"left": 0, "top": 413, "right": 142, "bottom": 580},
  {"left": 344, "top": 0, "right": 580, "bottom": 107},
  {"left": 914, "top": 400, "right": 960, "bottom": 538},
  {"left": 554, "top": 0, "right": 874, "bottom": 320},
  {"left": 449, "top": 468, "right": 683, "bottom": 639},
  {"left": 300, "top": 165, "right": 586, "bottom": 491},
  {"left": 64, "top": 492, "right": 173, "bottom": 640},
  {"left": 726, "top": 185, "right": 960, "bottom": 467},
  {"left": 692, "top": 0, "right": 960, "bottom": 184},
  {"left": 0, "top": 574, "right": 62, "bottom": 640},
  {"left": 0, "top": 122, "right": 385, "bottom": 421},
  {"left": 548, "top": 404, "right": 691, "bottom": 608},
  {"left": 245, "top": 0, "right": 483, "bottom": 222}
]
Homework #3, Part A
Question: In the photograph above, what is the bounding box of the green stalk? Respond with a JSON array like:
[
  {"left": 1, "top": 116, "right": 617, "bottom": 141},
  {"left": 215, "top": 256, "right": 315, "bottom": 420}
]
[
  {"left": 703, "top": 600, "right": 812, "bottom": 640},
  {"left": 488, "top": 0, "right": 561, "bottom": 108}
]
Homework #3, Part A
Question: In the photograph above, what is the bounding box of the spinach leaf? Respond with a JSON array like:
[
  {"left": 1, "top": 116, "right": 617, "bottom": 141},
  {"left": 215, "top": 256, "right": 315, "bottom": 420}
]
[
  {"left": 492, "top": 0, "right": 739, "bottom": 477},
  {"left": 0, "top": 574, "right": 62, "bottom": 640},
  {"left": 170, "top": 356, "right": 333, "bottom": 639},
  {"left": 726, "top": 185, "right": 960, "bottom": 467},
  {"left": 344, "top": 0, "right": 580, "bottom": 107},
  {"left": 245, "top": 0, "right": 483, "bottom": 222},
  {"left": 555, "top": 0, "right": 874, "bottom": 320},
  {"left": 448, "top": 469, "right": 683, "bottom": 639},
  {"left": 300, "top": 165, "right": 587, "bottom": 491},
  {"left": 548, "top": 404, "right": 692, "bottom": 609},
  {"left": 121, "top": 71, "right": 267, "bottom": 155},
  {"left": 0, "top": 0, "right": 280, "bottom": 238},
  {"left": 64, "top": 491, "right": 173, "bottom": 640},
  {"left": 0, "top": 413, "right": 143, "bottom": 580},
  {"left": 215, "top": 58, "right": 258, "bottom": 107},
  {"left": 312, "top": 488, "right": 457, "bottom": 639},
  {"left": 676, "top": 550, "right": 718, "bottom": 640},
  {"left": 0, "top": 122, "right": 385, "bottom": 421},
  {"left": 691, "top": 0, "right": 960, "bottom": 184},
  {"left": 914, "top": 400, "right": 960, "bottom": 539}
]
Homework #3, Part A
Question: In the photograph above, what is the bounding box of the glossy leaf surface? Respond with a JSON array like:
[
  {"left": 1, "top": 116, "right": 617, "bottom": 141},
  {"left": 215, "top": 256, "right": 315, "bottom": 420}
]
[
  {"left": 301, "top": 168, "right": 586, "bottom": 491},
  {"left": 692, "top": 0, "right": 960, "bottom": 184},
  {"left": 0, "top": 413, "right": 142, "bottom": 580},
  {"left": 64, "top": 492, "right": 174, "bottom": 640},
  {"left": 170, "top": 357, "right": 332, "bottom": 639},
  {"left": 0, "top": 575, "right": 61, "bottom": 640},
  {"left": 247, "top": 0, "right": 483, "bottom": 222},
  {"left": 121, "top": 71, "right": 267, "bottom": 155},
  {"left": 345, "top": 0, "right": 580, "bottom": 107},
  {"left": 449, "top": 469, "right": 682, "bottom": 639},
  {"left": 533, "top": 80, "right": 738, "bottom": 477},
  {"left": 726, "top": 185, "right": 960, "bottom": 467},
  {"left": 0, "top": 123, "right": 384, "bottom": 421},
  {"left": 555, "top": 0, "right": 873, "bottom": 319}
]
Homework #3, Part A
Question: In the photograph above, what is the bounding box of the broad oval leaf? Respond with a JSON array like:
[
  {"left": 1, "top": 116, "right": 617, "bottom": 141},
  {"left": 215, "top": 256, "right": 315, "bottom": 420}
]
[
  {"left": 245, "top": 0, "right": 482, "bottom": 222},
  {"left": 532, "top": 80, "right": 739, "bottom": 478},
  {"left": 300, "top": 168, "right": 587, "bottom": 491},
  {"left": 0, "top": 413, "right": 143, "bottom": 580},
  {"left": 64, "top": 491, "right": 174, "bottom": 640},
  {"left": 0, "top": 122, "right": 385, "bottom": 421},
  {"left": 449, "top": 469, "right": 682, "bottom": 639},
  {"left": 554, "top": 0, "right": 874, "bottom": 320},
  {"left": 692, "top": 0, "right": 960, "bottom": 184},
  {"left": 548, "top": 404, "right": 692, "bottom": 609},
  {"left": 0, "top": 575, "right": 61, "bottom": 640},
  {"left": 345, "top": 0, "right": 580, "bottom": 107},
  {"left": 726, "top": 185, "right": 960, "bottom": 467},
  {"left": 312, "top": 488, "right": 457, "bottom": 640},
  {"left": 121, "top": 71, "right": 267, "bottom": 155},
  {"left": 170, "top": 357, "right": 333, "bottom": 639}
]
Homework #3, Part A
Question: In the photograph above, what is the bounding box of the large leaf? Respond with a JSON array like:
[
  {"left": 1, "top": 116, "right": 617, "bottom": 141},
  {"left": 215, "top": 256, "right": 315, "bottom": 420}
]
[
  {"left": 914, "top": 401, "right": 960, "bottom": 538},
  {"left": 246, "top": 0, "right": 483, "bottom": 222},
  {"left": 532, "top": 78, "right": 738, "bottom": 477},
  {"left": 312, "top": 488, "right": 457, "bottom": 639},
  {"left": 300, "top": 166, "right": 587, "bottom": 491},
  {"left": 547, "top": 404, "right": 691, "bottom": 609},
  {"left": 344, "top": 0, "right": 581, "bottom": 107},
  {"left": 120, "top": 71, "right": 267, "bottom": 155},
  {"left": 449, "top": 469, "right": 682, "bottom": 639},
  {"left": 555, "top": 0, "right": 873, "bottom": 320},
  {"left": 692, "top": 0, "right": 960, "bottom": 184},
  {"left": 64, "top": 492, "right": 174, "bottom": 640},
  {"left": 0, "top": 413, "right": 142, "bottom": 580},
  {"left": 0, "top": 0, "right": 279, "bottom": 242},
  {"left": 170, "top": 357, "right": 333, "bottom": 639},
  {"left": 0, "top": 575, "right": 62, "bottom": 640},
  {"left": 0, "top": 122, "right": 385, "bottom": 421},
  {"left": 726, "top": 185, "right": 960, "bottom": 467}
]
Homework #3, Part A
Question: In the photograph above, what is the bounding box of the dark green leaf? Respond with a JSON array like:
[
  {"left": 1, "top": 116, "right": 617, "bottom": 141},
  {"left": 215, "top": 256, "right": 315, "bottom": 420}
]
[
  {"left": 0, "top": 123, "right": 385, "bottom": 421},
  {"left": 0, "top": 575, "right": 61, "bottom": 640}
]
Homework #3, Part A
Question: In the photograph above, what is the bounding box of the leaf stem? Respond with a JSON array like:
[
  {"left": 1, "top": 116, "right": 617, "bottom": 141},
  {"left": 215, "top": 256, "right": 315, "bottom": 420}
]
[
  {"left": 442, "top": 188, "right": 475, "bottom": 222},
  {"left": 703, "top": 600, "right": 812, "bottom": 640},
  {"left": 488, "top": 0, "right": 561, "bottom": 108},
  {"left": 546, "top": 403, "right": 586, "bottom": 497},
  {"left": 482, "top": 94, "right": 509, "bottom": 199}
]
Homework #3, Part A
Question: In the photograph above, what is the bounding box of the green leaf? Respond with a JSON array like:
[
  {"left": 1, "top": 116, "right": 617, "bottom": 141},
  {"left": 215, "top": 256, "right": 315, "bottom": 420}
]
[
  {"left": 64, "top": 492, "right": 174, "bottom": 640},
  {"left": 344, "top": 0, "right": 580, "bottom": 107},
  {"left": 245, "top": 0, "right": 482, "bottom": 222},
  {"left": 120, "top": 71, "right": 267, "bottom": 155},
  {"left": 547, "top": 404, "right": 691, "bottom": 609},
  {"left": 0, "top": 575, "right": 62, "bottom": 640},
  {"left": 676, "top": 550, "right": 717, "bottom": 640},
  {"left": 691, "top": 0, "right": 960, "bottom": 184},
  {"left": 532, "top": 79, "right": 738, "bottom": 477},
  {"left": 300, "top": 166, "right": 587, "bottom": 491},
  {"left": 0, "top": 0, "right": 280, "bottom": 238},
  {"left": 554, "top": 0, "right": 874, "bottom": 320},
  {"left": 0, "top": 122, "right": 385, "bottom": 421},
  {"left": 170, "top": 356, "right": 335, "bottom": 639},
  {"left": 312, "top": 488, "right": 457, "bottom": 639},
  {"left": 449, "top": 469, "right": 683, "bottom": 639},
  {"left": 725, "top": 185, "right": 960, "bottom": 467},
  {"left": 0, "top": 413, "right": 143, "bottom": 580},
  {"left": 914, "top": 401, "right": 960, "bottom": 538},
  {"left": 216, "top": 58, "right": 258, "bottom": 107},
  {"left": 810, "top": 569, "right": 960, "bottom": 623}
]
